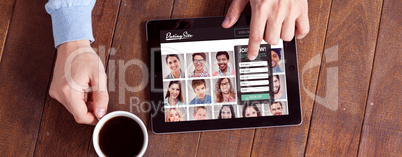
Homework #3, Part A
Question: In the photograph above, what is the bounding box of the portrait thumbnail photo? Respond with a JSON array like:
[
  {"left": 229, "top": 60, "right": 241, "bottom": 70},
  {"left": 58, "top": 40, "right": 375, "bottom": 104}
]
[
  {"left": 162, "top": 54, "right": 186, "bottom": 79},
  {"left": 271, "top": 48, "right": 285, "bottom": 74},
  {"left": 163, "top": 80, "right": 187, "bottom": 106},
  {"left": 186, "top": 52, "right": 211, "bottom": 78},
  {"left": 187, "top": 79, "right": 212, "bottom": 105},
  {"left": 212, "top": 77, "right": 237, "bottom": 103},
  {"left": 211, "top": 51, "right": 236, "bottom": 77},
  {"left": 263, "top": 101, "right": 289, "bottom": 116},
  {"left": 213, "top": 104, "right": 238, "bottom": 119},
  {"left": 189, "top": 106, "right": 213, "bottom": 121},
  {"left": 165, "top": 107, "right": 188, "bottom": 122}
]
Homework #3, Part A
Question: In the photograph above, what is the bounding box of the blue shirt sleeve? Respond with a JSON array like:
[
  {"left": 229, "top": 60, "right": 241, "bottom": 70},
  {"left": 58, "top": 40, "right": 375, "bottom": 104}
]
[{"left": 45, "top": 0, "right": 96, "bottom": 48}]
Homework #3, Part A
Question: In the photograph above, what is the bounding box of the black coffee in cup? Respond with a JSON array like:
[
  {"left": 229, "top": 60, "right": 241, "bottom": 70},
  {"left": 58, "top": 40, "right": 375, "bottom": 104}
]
[{"left": 98, "top": 116, "right": 144, "bottom": 156}]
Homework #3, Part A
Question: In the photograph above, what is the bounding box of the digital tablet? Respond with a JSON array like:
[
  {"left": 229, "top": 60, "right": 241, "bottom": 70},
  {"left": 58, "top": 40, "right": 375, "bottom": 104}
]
[{"left": 147, "top": 16, "right": 302, "bottom": 133}]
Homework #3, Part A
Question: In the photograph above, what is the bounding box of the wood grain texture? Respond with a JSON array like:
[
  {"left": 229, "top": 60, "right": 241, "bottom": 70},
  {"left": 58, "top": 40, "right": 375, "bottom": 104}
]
[
  {"left": 198, "top": 130, "right": 255, "bottom": 157},
  {"left": 0, "top": 0, "right": 16, "bottom": 64},
  {"left": 171, "top": 0, "right": 227, "bottom": 18},
  {"left": 0, "top": 0, "right": 400, "bottom": 156},
  {"left": 0, "top": 0, "right": 55, "bottom": 156},
  {"left": 33, "top": 0, "right": 121, "bottom": 156},
  {"left": 251, "top": 0, "right": 333, "bottom": 156},
  {"left": 92, "top": 0, "right": 122, "bottom": 65},
  {"left": 224, "top": 0, "right": 251, "bottom": 16},
  {"left": 358, "top": 0, "right": 402, "bottom": 156},
  {"left": 34, "top": 98, "right": 94, "bottom": 156},
  {"left": 305, "top": 0, "right": 383, "bottom": 156}
]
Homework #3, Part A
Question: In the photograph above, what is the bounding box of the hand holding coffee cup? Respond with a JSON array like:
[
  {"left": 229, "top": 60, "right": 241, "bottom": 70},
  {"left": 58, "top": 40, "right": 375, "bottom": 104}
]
[{"left": 93, "top": 111, "right": 148, "bottom": 157}]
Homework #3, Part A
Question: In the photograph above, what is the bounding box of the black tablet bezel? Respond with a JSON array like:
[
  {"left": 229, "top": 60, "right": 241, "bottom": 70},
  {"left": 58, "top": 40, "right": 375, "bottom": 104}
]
[{"left": 147, "top": 15, "right": 302, "bottom": 134}]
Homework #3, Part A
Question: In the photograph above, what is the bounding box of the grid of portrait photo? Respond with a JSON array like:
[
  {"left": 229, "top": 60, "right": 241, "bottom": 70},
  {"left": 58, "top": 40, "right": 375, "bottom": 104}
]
[
  {"left": 162, "top": 42, "right": 289, "bottom": 122},
  {"left": 162, "top": 51, "right": 243, "bottom": 122}
]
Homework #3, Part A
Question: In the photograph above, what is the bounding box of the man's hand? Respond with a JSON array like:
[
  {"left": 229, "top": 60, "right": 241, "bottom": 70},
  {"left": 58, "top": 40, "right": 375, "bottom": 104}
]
[
  {"left": 49, "top": 40, "right": 109, "bottom": 125},
  {"left": 222, "top": 0, "right": 310, "bottom": 60}
]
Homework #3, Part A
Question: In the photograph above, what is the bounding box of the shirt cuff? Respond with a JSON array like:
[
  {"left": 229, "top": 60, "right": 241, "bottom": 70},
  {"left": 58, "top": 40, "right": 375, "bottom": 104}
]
[{"left": 45, "top": 1, "right": 95, "bottom": 48}]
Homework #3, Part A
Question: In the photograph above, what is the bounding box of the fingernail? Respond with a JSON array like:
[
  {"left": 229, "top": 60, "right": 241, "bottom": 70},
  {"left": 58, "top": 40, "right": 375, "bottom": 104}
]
[
  {"left": 97, "top": 109, "right": 106, "bottom": 118},
  {"left": 248, "top": 55, "right": 257, "bottom": 60},
  {"left": 222, "top": 17, "right": 230, "bottom": 26}
]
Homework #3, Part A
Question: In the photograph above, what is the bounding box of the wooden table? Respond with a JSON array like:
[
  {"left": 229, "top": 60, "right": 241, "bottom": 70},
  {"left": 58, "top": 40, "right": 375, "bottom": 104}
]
[{"left": 0, "top": 0, "right": 400, "bottom": 156}]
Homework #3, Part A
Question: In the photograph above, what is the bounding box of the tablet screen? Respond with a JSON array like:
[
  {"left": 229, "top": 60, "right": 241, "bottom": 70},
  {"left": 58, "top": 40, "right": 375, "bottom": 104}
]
[{"left": 160, "top": 27, "right": 289, "bottom": 122}]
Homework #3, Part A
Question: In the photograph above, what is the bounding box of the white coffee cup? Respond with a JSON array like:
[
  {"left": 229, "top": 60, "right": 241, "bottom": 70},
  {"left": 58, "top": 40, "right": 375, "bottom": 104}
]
[{"left": 93, "top": 111, "right": 148, "bottom": 157}]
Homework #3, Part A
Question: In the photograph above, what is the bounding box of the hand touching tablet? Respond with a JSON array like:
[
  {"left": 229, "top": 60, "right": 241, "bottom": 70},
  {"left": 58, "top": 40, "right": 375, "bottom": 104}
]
[{"left": 222, "top": 0, "right": 310, "bottom": 60}]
